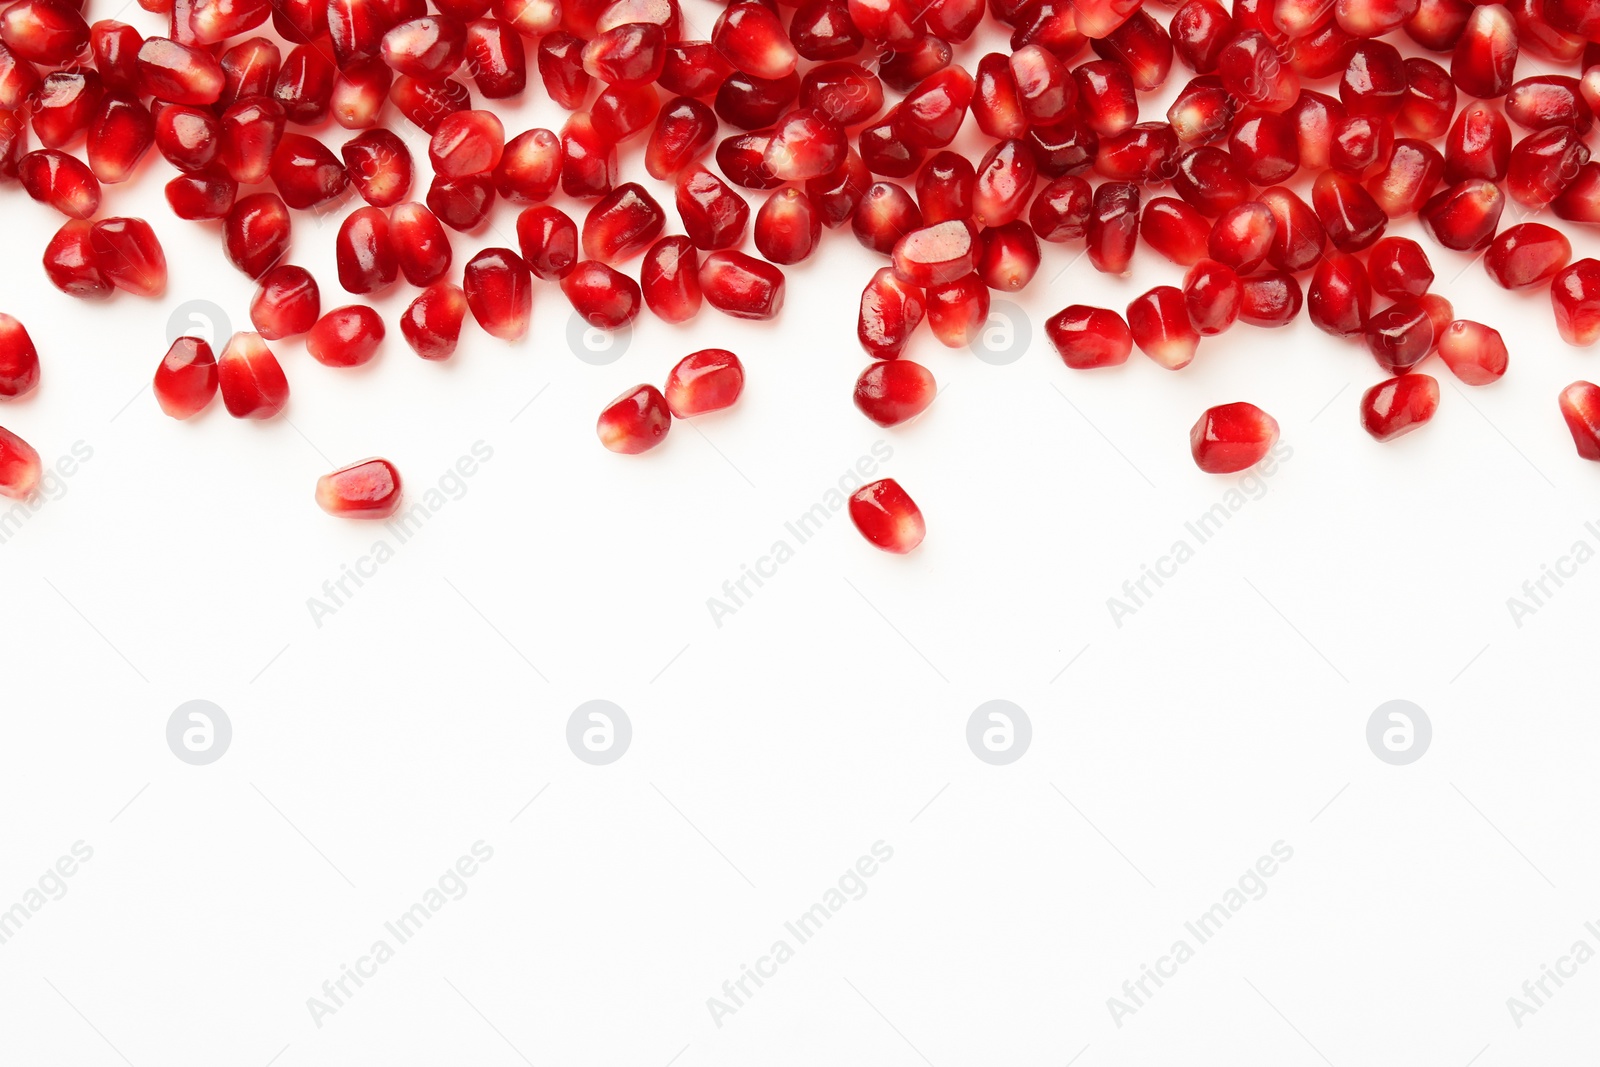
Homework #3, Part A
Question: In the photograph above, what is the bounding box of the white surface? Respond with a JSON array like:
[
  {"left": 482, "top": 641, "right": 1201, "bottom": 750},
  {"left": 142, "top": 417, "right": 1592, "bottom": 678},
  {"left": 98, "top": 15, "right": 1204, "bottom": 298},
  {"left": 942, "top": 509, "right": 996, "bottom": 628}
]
[{"left": 2, "top": 5, "right": 1600, "bottom": 1065}]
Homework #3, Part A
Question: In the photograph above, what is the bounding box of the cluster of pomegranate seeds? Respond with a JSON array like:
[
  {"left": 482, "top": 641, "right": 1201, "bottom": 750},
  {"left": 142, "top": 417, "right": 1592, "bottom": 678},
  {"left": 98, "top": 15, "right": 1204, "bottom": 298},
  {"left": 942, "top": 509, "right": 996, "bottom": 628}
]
[{"left": 0, "top": 0, "right": 1599, "bottom": 545}]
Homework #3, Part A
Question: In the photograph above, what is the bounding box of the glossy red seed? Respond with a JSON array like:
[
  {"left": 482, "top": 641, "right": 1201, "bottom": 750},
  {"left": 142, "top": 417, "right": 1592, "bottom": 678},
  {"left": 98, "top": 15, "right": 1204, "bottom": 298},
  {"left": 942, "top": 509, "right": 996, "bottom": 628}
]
[
  {"left": 925, "top": 274, "right": 988, "bottom": 347},
  {"left": 224, "top": 192, "right": 290, "bottom": 279},
  {"left": 1207, "top": 200, "right": 1276, "bottom": 272},
  {"left": 1172, "top": 0, "right": 1234, "bottom": 73},
  {"left": 676, "top": 165, "right": 749, "bottom": 250},
  {"left": 1087, "top": 181, "right": 1139, "bottom": 275},
  {"left": 3, "top": 0, "right": 88, "bottom": 65},
  {"left": 582, "top": 182, "right": 665, "bottom": 262},
  {"left": 1341, "top": 40, "right": 1406, "bottom": 118},
  {"left": 1362, "top": 373, "right": 1439, "bottom": 440},
  {"left": 85, "top": 95, "right": 153, "bottom": 183},
  {"left": 977, "top": 221, "right": 1040, "bottom": 292},
  {"left": 1307, "top": 252, "right": 1370, "bottom": 337},
  {"left": 19, "top": 149, "right": 100, "bottom": 218},
  {"left": 972, "top": 52, "right": 1025, "bottom": 140},
  {"left": 1397, "top": 58, "right": 1455, "bottom": 140},
  {"left": 270, "top": 132, "right": 347, "bottom": 209},
  {"left": 381, "top": 15, "right": 465, "bottom": 79},
  {"left": 42, "top": 219, "right": 108, "bottom": 298},
  {"left": 496, "top": 127, "right": 561, "bottom": 203},
  {"left": 1258, "top": 186, "right": 1325, "bottom": 271},
  {"left": 399, "top": 282, "right": 466, "bottom": 360},
  {"left": 387, "top": 201, "right": 450, "bottom": 286},
  {"left": 1171, "top": 145, "right": 1252, "bottom": 216},
  {"left": 1435, "top": 320, "right": 1507, "bottom": 384},
  {"left": 644, "top": 97, "right": 715, "bottom": 181},
  {"left": 329, "top": 56, "right": 390, "bottom": 129},
  {"left": 1368, "top": 138, "right": 1445, "bottom": 217},
  {"left": 0, "top": 314, "right": 38, "bottom": 399},
  {"left": 515, "top": 204, "right": 578, "bottom": 281},
  {"left": 464, "top": 17, "right": 524, "bottom": 97},
  {"left": 1140, "top": 196, "right": 1209, "bottom": 266},
  {"left": 33, "top": 72, "right": 102, "bottom": 149},
  {"left": 1228, "top": 108, "right": 1299, "bottom": 185},
  {"left": 807, "top": 149, "right": 871, "bottom": 228},
  {"left": 1128, "top": 285, "right": 1199, "bottom": 370},
  {"left": 218, "top": 330, "right": 288, "bottom": 418},
  {"left": 754, "top": 187, "right": 820, "bottom": 264},
  {"left": 854, "top": 360, "right": 934, "bottom": 427},
  {"left": 716, "top": 71, "right": 800, "bottom": 132},
  {"left": 218, "top": 96, "right": 283, "bottom": 185},
  {"left": 0, "top": 425, "right": 41, "bottom": 498},
  {"left": 1046, "top": 305, "right": 1131, "bottom": 368},
  {"left": 1559, "top": 381, "right": 1600, "bottom": 459},
  {"left": 1076, "top": 60, "right": 1139, "bottom": 136},
  {"left": 762, "top": 108, "right": 846, "bottom": 181},
  {"left": 580, "top": 22, "right": 664, "bottom": 87},
  {"left": 335, "top": 206, "right": 397, "bottom": 294},
  {"left": 463, "top": 247, "right": 532, "bottom": 340},
  {"left": 250, "top": 263, "right": 319, "bottom": 339},
  {"left": 495, "top": 0, "right": 558, "bottom": 35},
  {"left": 390, "top": 75, "right": 469, "bottom": 133},
  {"left": 153, "top": 102, "right": 219, "bottom": 172},
  {"left": 1313, "top": 169, "right": 1388, "bottom": 252},
  {"left": 561, "top": 112, "right": 616, "bottom": 198},
  {"left": 1095, "top": 121, "right": 1181, "bottom": 184},
  {"left": 1219, "top": 30, "right": 1300, "bottom": 112},
  {"left": 1329, "top": 114, "right": 1393, "bottom": 179},
  {"left": 189, "top": 0, "right": 271, "bottom": 46},
  {"left": 1238, "top": 271, "right": 1302, "bottom": 327},
  {"left": 1029, "top": 175, "right": 1091, "bottom": 241},
  {"left": 1507, "top": 127, "right": 1587, "bottom": 209},
  {"left": 428, "top": 108, "right": 503, "bottom": 177},
  {"left": 1183, "top": 258, "right": 1243, "bottom": 335},
  {"left": 1484, "top": 222, "right": 1571, "bottom": 289},
  {"left": 138, "top": 37, "right": 223, "bottom": 104},
  {"left": 307, "top": 305, "right": 384, "bottom": 367},
  {"left": 715, "top": 130, "right": 783, "bottom": 189},
  {"left": 1368, "top": 237, "right": 1433, "bottom": 300},
  {"left": 91, "top": 21, "right": 144, "bottom": 95},
  {"left": 849, "top": 478, "right": 924, "bottom": 553},
  {"left": 1406, "top": 0, "right": 1470, "bottom": 50},
  {"left": 1169, "top": 76, "right": 1235, "bottom": 144},
  {"left": 1190, "top": 402, "right": 1277, "bottom": 473},
  {"left": 1553, "top": 162, "right": 1600, "bottom": 225},
  {"left": 90, "top": 217, "right": 165, "bottom": 297},
  {"left": 712, "top": 2, "right": 795, "bottom": 80},
  {"left": 1419, "top": 179, "right": 1504, "bottom": 252},
  {"left": 799, "top": 62, "right": 882, "bottom": 127},
  {"left": 1505, "top": 76, "right": 1592, "bottom": 134},
  {"left": 1366, "top": 299, "right": 1435, "bottom": 373},
  {"left": 640, "top": 236, "right": 701, "bottom": 323},
  {"left": 858, "top": 265, "right": 924, "bottom": 359},
  {"left": 1451, "top": 3, "right": 1517, "bottom": 99},
  {"left": 665, "top": 349, "right": 742, "bottom": 417},
  {"left": 276, "top": 42, "right": 336, "bottom": 118},
  {"left": 597, "top": 384, "right": 670, "bottom": 454},
  {"left": 341, "top": 128, "right": 410, "bottom": 207},
  {"left": 790, "top": 0, "right": 864, "bottom": 59},
  {"left": 315, "top": 459, "right": 402, "bottom": 517},
  {"left": 1553, "top": 259, "right": 1600, "bottom": 347},
  {"left": 562, "top": 260, "right": 641, "bottom": 329},
  {"left": 891, "top": 219, "right": 978, "bottom": 287},
  {"left": 536, "top": 30, "right": 590, "bottom": 107},
  {"left": 153, "top": 336, "right": 216, "bottom": 418},
  {"left": 700, "top": 251, "right": 784, "bottom": 320},
  {"left": 427, "top": 173, "right": 495, "bottom": 230}
]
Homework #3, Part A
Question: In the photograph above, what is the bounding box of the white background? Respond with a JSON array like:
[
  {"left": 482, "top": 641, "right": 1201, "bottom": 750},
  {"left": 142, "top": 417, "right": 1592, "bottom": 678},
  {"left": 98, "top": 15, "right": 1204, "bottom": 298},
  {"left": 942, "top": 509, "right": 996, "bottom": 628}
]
[{"left": 2, "top": 2, "right": 1600, "bottom": 1064}]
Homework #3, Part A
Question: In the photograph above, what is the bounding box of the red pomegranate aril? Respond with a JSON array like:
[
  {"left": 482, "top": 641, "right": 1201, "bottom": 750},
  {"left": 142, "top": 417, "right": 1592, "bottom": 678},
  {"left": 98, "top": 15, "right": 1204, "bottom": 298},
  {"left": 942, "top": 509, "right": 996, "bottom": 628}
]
[
  {"left": 1087, "top": 181, "right": 1139, "bottom": 276},
  {"left": 762, "top": 108, "right": 846, "bottom": 181},
  {"left": 1095, "top": 122, "right": 1181, "bottom": 184},
  {"left": 594, "top": 80, "right": 661, "bottom": 144},
  {"left": 381, "top": 14, "right": 466, "bottom": 79},
  {"left": 563, "top": 260, "right": 642, "bottom": 329},
  {"left": 1006, "top": 44, "right": 1072, "bottom": 127},
  {"left": 0, "top": 42, "right": 38, "bottom": 110},
  {"left": 977, "top": 221, "right": 1040, "bottom": 292},
  {"left": 1238, "top": 271, "right": 1302, "bottom": 327},
  {"left": 1406, "top": 0, "right": 1470, "bottom": 50},
  {"left": 326, "top": 0, "right": 388, "bottom": 60},
  {"left": 597, "top": 384, "right": 671, "bottom": 454},
  {"left": 33, "top": 72, "right": 102, "bottom": 149},
  {"left": 428, "top": 109, "right": 503, "bottom": 178},
  {"left": 341, "top": 128, "right": 411, "bottom": 208},
  {"left": 463, "top": 247, "right": 532, "bottom": 341},
  {"left": 220, "top": 36, "right": 281, "bottom": 105},
  {"left": 537, "top": 30, "right": 591, "bottom": 107},
  {"left": 1329, "top": 115, "right": 1392, "bottom": 179},
  {"left": 495, "top": 0, "right": 558, "bottom": 36},
  {"left": 1128, "top": 286, "right": 1199, "bottom": 370},
  {"left": 676, "top": 165, "right": 750, "bottom": 250},
  {"left": 0, "top": 426, "right": 40, "bottom": 498},
  {"left": 189, "top": 0, "right": 270, "bottom": 45},
  {"left": 581, "top": 22, "right": 664, "bottom": 87},
  {"left": 91, "top": 21, "right": 144, "bottom": 95},
  {"left": 1190, "top": 402, "right": 1278, "bottom": 473},
  {"left": 2, "top": 0, "right": 87, "bottom": 65},
  {"left": 1169, "top": 76, "right": 1235, "bottom": 145},
  {"left": 641, "top": 236, "right": 701, "bottom": 322},
  {"left": 271, "top": 132, "right": 348, "bottom": 210},
  {"left": 1183, "top": 258, "right": 1243, "bottom": 335},
  {"left": 1484, "top": 223, "right": 1571, "bottom": 289},
  {"left": 561, "top": 112, "right": 616, "bottom": 199},
  {"left": 42, "top": 219, "right": 109, "bottom": 298},
  {"left": 516, "top": 204, "right": 578, "bottom": 281},
  {"left": 463, "top": 17, "right": 524, "bottom": 98},
  {"left": 401, "top": 282, "right": 467, "bottom": 360},
  {"left": 808, "top": 149, "right": 871, "bottom": 228},
  {"left": 1435, "top": 320, "right": 1507, "bottom": 385},
  {"left": 1361, "top": 373, "right": 1439, "bottom": 441},
  {"left": 218, "top": 331, "right": 288, "bottom": 418},
  {"left": 90, "top": 217, "right": 165, "bottom": 297},
  {"left": 849, "top": 478, "right": 924, "bottom": 554},
  {"left": 334, "top": 206, "right": 396, "bottom": 295},
  {"left": 384, "top": 201, "right": 448, "bottom": 287},
  {"left": 497, "top": 128, "right": 561, "bottom": 203},
  {"left": 390, "top": 75, "right": 469, "bottom": 133},
  {"left": 330, "top": 55, "right": 390, "bottom": 129},
  {"left": 859, "top": 114, "right": 924, "bottom": 178},
  {"left": 86, "top": 95, "right": 154, "bottom": 183},
  {"left": 1340, "top": 40, "right": 1406, "bottom": 118},
  {"left": 972, "top": 53, "right": 1026, "bottom": 140},
  {"left": 1207, "top": 200, "right": 1276, "bottom": 272},
  {"left": 1396, "top": 58, "right": 1455, "bottom": 140},
  {"left": 1029, "top": 175, "right": 1091, "bottom": 241},
  {"left": 665, "top": 348, "right": 743, "bottom": 417},
  {"left": 1505, "top": 76, "right": 1591, "bottom": 134},
  {"left": 153, "top": 102, "right": 219, "bottom": 172},
  {"left": 700, "top": 251, "right": 784, "bottom": 320},
  {"left": 854, "top": 360, "right": 934, "bottom": 427},
  {"left": 153, "top": 336, "right": 216, "bottom": 418},
  {"left": 712, "top": 2, "right": 795, "bottom": 80},
  {"left": 19, "top": 149, "right": 100, "bottom": 218},
  {"left": 1368, "top": 236, "right": 1433, "bottom": 300},
  {"left": 1553, "top": 163, "right": 1600, "bottom": 225},
  {"left": 1560, "top": 381, "right": 1600, "bottom": 459},
  {"left": 859, "top": 265, "right": 924, "bottom": 359},
  {"left": 1553, "top": 259, "right": 1600, "bottom": 347},
  {"left": 1140, "top": 197, "right": 1210, "bottom": 266},
  {"left": 1046, "top": 305, "right": 1132, "bottom": 369},
  {"left": 926, "top": 274, "right": 988, "bottom": 347},
  {"left": 1367, "top": 138, "right": 1444, "bottom": 217},
  {"left": 716, "top": 131, "right": 785, "bottom": 190},
  {"left": 1076, "top": 60, "right": 1138, "bottom": 137},
  {"left": 891, "top": 219, "right": 978, "bottom": 288},
  {"left": 1419, "top": 179, "right": 1504, "bottom": 251},
  {"left": 1258, "top": 186, "right": 1326, "bottom": 271},
  {"left": 1451, "top": 2, "right": 1517, "bottom": 99},
  {"left": 218, "top": 96, "right": 283, "bottom": 186},
  {"left": 716, "top": 71, "right": 800, "bottom": 132},
  {"left": 250, "top": 263, "right": 319, "bottom": 339},
  {"left": 307, "top": 305, "right": 384, "bottom": 367},
  {"left": 225, "top": 192, "right": 290, "bottom": 279},
  {"left": 1228, "top": 108, "right": 1299, "bottom": 185},
  {"left": 1171, "top": 146, "right": 1252, "bottom": 216},
  {"left": 800, "top": 62, "right": 883, "bottom": 127},
  {"left": 1307, "top": 251, "right": 1371, "bottom": 337},
  {"left": 166, "top": 169, "right": 236, "bottom": 218},
  {"left": 0, "top": 314, "right": 37, "bottom": 399},
  {"left": 754, "top": 187, "right": 820, "bottom": 264},
  {"left": 1096, "top": 8, "right": 1172, "bottom": 90},
  {"left": 1365, "top": 299, "right": 1435, "bottom": 373},
  {"left": 1219, "top": 30, "right": 1300, "bottom": 113},
  {"left": 138, "top": 37, "right": 224, "bottom": 104},
  {"left": 911, "top": 152, "right": 971, "bottom": 225},
  {"left": 316, "top": 458, "right": 402, "bottom": 518},
  {"left": 1507, "top": 127, "right": 1587, "bottom": 209},
  {"left": 1313, "top": 168, "right": 1388, "bottom": 252},
  {"left": 790, "top": 0, "right": 864, "bottom": 60},
  {"left": 427, "top": 173, "right": 495, "bottom": 231},
  {"left": 646, "top": 97, "right": 716, "bottom": 180},
  {"left": 1171, "top": 0, "right": 1234, "bottom": 73},
  {"left": 581, "top": 182, "right": 665, "bottom": 264},
  {"left": 273, "top": 0, "right": 327, "bottom": 43}
]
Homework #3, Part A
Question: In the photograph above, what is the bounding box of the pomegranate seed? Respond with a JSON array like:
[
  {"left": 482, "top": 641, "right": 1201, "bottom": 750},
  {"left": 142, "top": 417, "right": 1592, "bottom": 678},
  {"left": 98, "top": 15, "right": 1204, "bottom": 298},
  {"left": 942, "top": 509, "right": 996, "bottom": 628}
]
[
  {"left": 1559, "top": 381, "right": 1600, "bottom": 459},
  {"left": 1087, "top": 181, "right": 1139, "bottom": 275},
  {"left": 1141, "top": 196, "right": 1210, "bottom": 266},
  {"left": 331, "top": 57, "right": 390, "bottom": 129},
  {"left": 463, "top": 247, "right": 532, "bottom": 340},
  {"left": 972, "top": 53, "right": 1026, "bottom": 140},
  {"left": 516, "top": 204, "right": 578, "bottom": 281},
  {"left": 597, "top": 384, "right": 671, "bottom": 454},
  {"left": 581, "top": 22, "right": 664, "bottom": 87},
  {"left": 1007, "top": 44, "right": 1073, "bottom": 127},
  {"left": 1307, "top": 251, "right": 1370, "bottom": 337},
  {"left": 858, "top": 265, "right": 924, "bottom": 359},
  {"left": 1367, "top": 138, "right": 1444, "bottom": 217},
  {"left": 1542, "top": 0, "right": 1600, "bottom": 38},
  {"left": 1189, "top": 402, "right": 1278, "bottom": 473},
  {"left": 645, "top": 96, "right": 716, "bottom": 180},
  {"left": 1484, "top": 222, "right": 1571, "bottom": 289},
  {"left": 561, "top": 112, "right": 616, "bottom": 198},
  {"left": 1506, "top": 76, "right": 1591, "bottom": 134},
  {"left": 495, "top": 0, "right": 558, "bottom": 35},
  {"left": 86, "top": 95, "right": 154, "bottom": 183},
  {"left": 1029, "top": 175, "right": 1091, "bottom": 241},
  {"left": 1361, "top": 373, "right": 1439, "bottom": 441},
  {"left": 341, "top": 128, "right": 411, "bottom": 207},
  {"left": 592, "top": 88, "right": 665, "bottom": 144},
  {"left": 716, "top": 130, "right": 785, "bottom": 189},
  {"left": 848, "top": 0, "right": 920, "bottom": 45},
  {"left": 2, "top": 0, "right": 87, "bottom": 65},
  {"left": 665, "top": 348, "right": 743, "bottom": 417},
  {"left": 0, "top": 42, "right": 38, "bottom": 110},
  {"left": 218, "top": 96, "right": 284, "bottom": 186},
  {"left": 1047, "top": 304, "right": 1132, "bottom": 368},
  {"left": 138, "top": 37, "right": 223, "bottom": 104},
  {"left": 250, "top": 263, "right": 319, "bottom": 339},
  {"left": 33, "top": 71, "right": 102, "bottom": 149},
  {"left": 316, "top": 458, "right": 402, "bottom": 518},
  {"left": 1329, "top": 114, "right": 1393, "bottom": 179},
  {"left": 641, "top": 236, "right": 702, "bottom": 322},
  {"left": 1183, "top": 258, "right": 1243, "bottom": 335},
  {"left": 42, "top": 219, "right": 109, "bottom": 298},
  {"left": 1338, "top": 0, "right": 1416, "bottom": 36},
  {"left": 754, "top": 187, "right": 821, "bottom": 264},
  {"left": 849, "top": 478, "right": 924, "bottom": 553},
  {"left": 882, "top": 36, "right": 952, "bottom": 91},
  {"left": 1406, "top": 0, "right": 1471, "bottom": 50},
  {"left": 807, "top": 149, "right": 871, "bottom": 228},
  {"left": 307, "top": 305, "right": 385, "bottom": 367},
  {"left": 273, "top": 43, "right": 335, "bottom": 124},
  {"left": 91, "top": 21, "right": 144, "bottom": 96},
  {"left": 188, "top": 0, "right": 270, "bottom": 45},
  {"left": 218, "top": 331, "right": 289, "bottom": 418},
  {"left": 1228, "top": 108, "right": 1299, "bottom": 184},
  {"left": 1368, "top": 236, "right": 1433, "bottom": 299},
  {"left": 676, "top": 165, "right": 749, "bottom": 249},
  {"left": 1095, "top": 121, "right": 1181, "bottom": 184},
  {"left": 1340, "top": 40, "right": 1407, "bottom": 118},
  {"left": 497, "top": 127, "right": 561, "bottom": 202},
  {"left": 1171, "top": 0, "right": 1236, "bottom": 73},
  {"left": 0, "top": 426, "right": 40, "bottom": 498},
  {"left": 400, "top": 282, "right": 467, "bottom": 360},
  {"left": 1238, "top": 271, "right": 1302, "bottom": 327},
  {"left": 583, "top": 182, "right": 665, "bottom": 262},
  {"left": 1259, "top": 186, "right": 1326, "bottom": 271},
  {"left": 273, "top": 0, "right": 326, "bottom": 43},
  {"left": 1419, "top": 179, "right": 1504, "bottom": 251},
  {"left": 153, "top": 336, "right": 216, "bottom": 418},
  {"left": 859, "top": 113, "right": 923, "bottom": 178},
  {"left": 890, "top": 219, "right": 978, "bottom": 287},
  {"left": 385, "top": 201, "right": 448, "bottom": 286},
  {"left": 763, "top": 108, "right": 846, "bottom": 181},
  {"left": 1553, "top": 259, "right": 1600, "bottom": 347},
  {"left": 537, "top": 31, "right": 591, "bottom": 108},
  {"left": 271, "top": 132, "right": 348, "bottom": 211},
  {"left": 19, "top": 149, "right": 100, "bottom": 218},
  {"left": 594, "top": 0, "right": 679, "bottom": 39},
  {"left": 1434, "top": 319, "right": 1507, "bottom": 385},
  {"left": 789, "top": 0, "right": 864, "bottom": 60},
  {"left": 1312, "top": 169, "right": 1388, "bottom": 252},
  {"left": 88, "top": 217, "right": 165, "bottom": 297},
  {"left": 381, "top": 15, "right": 465, "bottom": 79},
  {"left": 1207, "top": 200, "right": 1276, "bottom": 272},
  {"left": 1095, "top": 9, "right": 1173, "bottom": 91},
  {"left": 1219, "top": 30, "right": 1300, "bottom": 113},
  {"left": 153, "top": 102, "right": 219, "bottom": 172},
  {"left": 427, "top": 173, "right": 495, "bottom": 230},
  {"left": 225, "top": 191, "right": 290, "bottom": 278},
  {"left": 218, "top": 38, "right": 279, "bottom": 97},
  {"left": 1451, "top": 3, "right": 1517, "bottom": 100},
  {"left": 925, "top": 274, "right": 988, "bottom": 347},
  {"left": 464, "top": 17, "right": 524, "bottom": 98},
  {"left": 562, "top": 260, "right": 642, "bottom": 329},
  {"left": 1168, "top": 76, "right": 1235, "bottom": 144},
  {"left": 428, "top": 108, "right": 503, "bottom": 177},
  {"left": 716, "top": 71, "right": 800, "bottom": 131},
  {"left": 712, "top": 2, "right": 795, "bottom": 79},
  {"left": 799, "top": 62, "right": 882, "bottom": 126},
  {"left": 854, "top": 360, "right": 934, "bottom": 427},
  {"left": 700, "top": 251, "right": 784, "bottom": 320},
  {"left": 1553, "top": 162, "right": 1600, "bottom": 225},
  {"left": 334, "top": 205, "right": 397, "bottom": 295},
  {"left": 1077, "top": 66, "right": 1140, "bottom": 140},
  {"left": 1171, "top": 146, "right": 1252, "bottom": 216},
  {"left": 390, "top": 75, "right": 469, "bottom": 133},
  {"left": 1128, "top": 285, "right": 1199, "bottom": 370},
  {"left": 1365, "top": 299, "right": 1435, "bottom": 373},
  {"left": 1396, "top": 58, "right": 1455, "bottom": 140},
  {"left": 977, "top": 221, "right": 1040, "bottom": 291},
  {"left": 0, "top": 314, "right": 37, "bottom": 399},
  {"left": 1507, "top": 127, "right": 1587, "bottom": 209}
]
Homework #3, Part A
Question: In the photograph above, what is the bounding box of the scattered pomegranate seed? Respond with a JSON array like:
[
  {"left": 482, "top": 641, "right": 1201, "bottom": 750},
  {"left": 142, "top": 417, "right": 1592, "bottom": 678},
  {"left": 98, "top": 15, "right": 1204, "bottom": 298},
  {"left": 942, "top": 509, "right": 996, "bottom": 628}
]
[
  {"left": 858, "top": 265, "right": 924, "bottom": 359},
  {"left": 250, "top": 263, "right": 320, "bottom": 339},
  {"left": 1368, "top": 236, "right": 1435, "bottom": 299},
  {"left": 1361, "top": 373, "right": 1440, "bottom": 441},
  {"left": 1046, "top": 305, "right": 1131, "bottom": 369},
  {"left": 400, "top": 282, "right": 467, "bottom": 360},
  {"left": 429, "top": 108, "right": 503, "bottom": 177},
  {"left": 218, "top": 96, "right": 284, "bottom": 186},
  {"left": 1558, "top": 381, "right": 1600, "bottom": 459},
  {"left": 42, "top": 219, "right": 110, "bottom": 298},
  {"left": 217, "top": 330, "right": 289, "bottom": 418},
  {"left": 1436, "top": 320, "right": 1508, "bottom": 385},
  {"left": 307, "top": 306, "right": 385, "bottom": 368},
  {"left": 925, "top": 274, "right": 988, "bottom": 347},
  {"left": 1484, "top": 222, "right": 1571, "bottom": 289},
  {"left": 1553, "top": 259, "right": 1600, "bottom": 347},
  {"left": 1128, "top": 285, "right": 1199, "bottom": 370},
  {"left": 583, "top": 181, "right": 665, "bottom": 262},
  {"left": 138, "top": 37, "right": 225, "bottom": 104},
  {"left": 700, "top": 251, "right": 784, "bottom": 320},
  {"left": 849, "top": 478, "right": 925, "bottom": 553},
  {"left": 20, "top": 149, "right": 101, "bottom": 218},
  {"left": 665, "top": 348, "right": 743, "bottom": 417},
  {"left": 1087, "top": 180, "right": 1140, "bottom": 274},
  {"left": 1184, "top": 258, "right": 1243, "bottom": 336},
  {"left": 597, "top": 383, "right": 671, "bottom": 453},
  {"left": 0, "top": 314, "right": 40, "bottom": 399},
  {"left": 1307, "top": 252, "right": 1371, "bottom": 338},
  {"left": 1419, "top": 178, "right": 1504, "bottom": 251},
  {"left": 1366, "top": 299, "right": 1436, "bottom": 374},
  {"left": 854, "top": 360, "right": 935, "bottom": 427},
  {"left": 1141, "top": 196, "right": 1210, "bottom": 266},
  {"left": 1190, "top": 402, "right": 1278, "bottom": 473},
  {"left": 90, "top": 217, "right": 166, "bottom": 297},
  {"left": 342, "top": 128, "right": 412, "bottom": 207},
  {"left": 562, "top": 260, "right": 642, "bottom": 329},
  {"left": 463, "top": 247, "right": 532, "bottom": 341},
  {"left": 316, "top": 458, "right": 403, "bottom": 518},
  {"left": 0, "top": 426, "right": 41, "bottom": 499},
  {"left": 1451, "top": 2, "right": 1518, "bottom": 100},
  {"left": 153, "top": 336, "right": 217, "bottom": 419}
]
